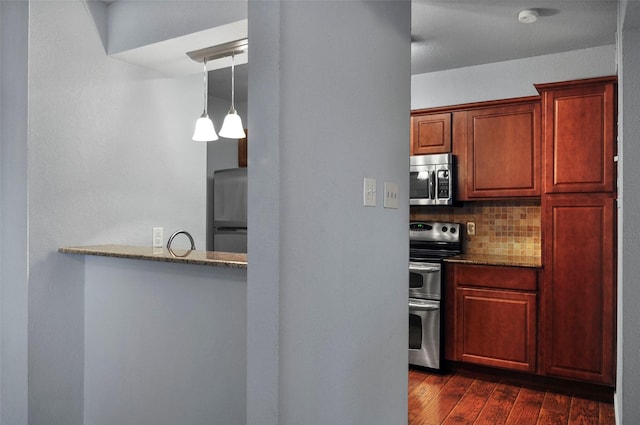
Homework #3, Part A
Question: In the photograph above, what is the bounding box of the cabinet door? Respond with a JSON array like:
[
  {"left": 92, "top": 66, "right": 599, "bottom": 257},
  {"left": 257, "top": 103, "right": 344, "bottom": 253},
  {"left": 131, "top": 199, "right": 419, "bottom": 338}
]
[
  {"left": 466, "top": 102, "right": 541, "bottom": 198},
  {"left": 541, "top": 194, "right": 616, "bottom": 385},
  {"left": 411, "top": 112, "right": 452, "bottom": 155},
  {"left": 456, "top": 287, "right": 537, "bottom": 372},
  {"left": 537, "top": 78, "right": 616, "bottom": 194},
  {"left": 238, "top": 130, "right": 248, "bottom": 167}
]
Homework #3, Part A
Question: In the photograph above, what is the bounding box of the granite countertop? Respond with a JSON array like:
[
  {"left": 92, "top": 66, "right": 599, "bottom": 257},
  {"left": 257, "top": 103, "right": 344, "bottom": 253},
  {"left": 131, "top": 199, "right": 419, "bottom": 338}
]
[
  {"left": 444, "top": 253, "right": 542, "bottom": 268},
  {"left": 58, "top": 245, "right": 247, "bottom": 269}
]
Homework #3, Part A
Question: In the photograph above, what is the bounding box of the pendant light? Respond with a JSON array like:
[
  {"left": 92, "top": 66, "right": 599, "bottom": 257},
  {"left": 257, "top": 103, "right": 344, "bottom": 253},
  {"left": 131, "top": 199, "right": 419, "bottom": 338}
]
[
  {"left": 192, "top": 58, "right": 218, "bottom": 142},
  {"left": 219, "top": 53, "right": 246, "bottom": 139}
]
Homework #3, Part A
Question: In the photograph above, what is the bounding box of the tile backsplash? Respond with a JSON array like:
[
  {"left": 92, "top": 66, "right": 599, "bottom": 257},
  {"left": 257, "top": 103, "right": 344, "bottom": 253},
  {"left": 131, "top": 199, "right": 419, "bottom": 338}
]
[{"left": 410, "top": 199, "right": 541, "bottom": 259}]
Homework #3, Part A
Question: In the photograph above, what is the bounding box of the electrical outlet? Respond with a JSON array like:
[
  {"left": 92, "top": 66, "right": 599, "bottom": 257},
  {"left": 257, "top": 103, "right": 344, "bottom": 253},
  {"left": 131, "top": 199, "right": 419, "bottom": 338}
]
[
  {"left": 466, "top": 222, "right": 476, "bottom": 236},
  {"left": 153, "top": 227, "right": 164, "bottom": 248},
  {"left": 383, "top": 181, "right": 399, "bottom": 209},
  {"left": 363, "top": 178, "right": 376, "bottom": 207}
]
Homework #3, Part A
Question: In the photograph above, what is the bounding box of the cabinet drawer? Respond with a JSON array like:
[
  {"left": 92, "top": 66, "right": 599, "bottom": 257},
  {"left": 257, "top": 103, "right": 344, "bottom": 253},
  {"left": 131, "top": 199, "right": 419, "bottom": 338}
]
[{"left": 455, "top": 264, "right": 537, "bottom": 291}]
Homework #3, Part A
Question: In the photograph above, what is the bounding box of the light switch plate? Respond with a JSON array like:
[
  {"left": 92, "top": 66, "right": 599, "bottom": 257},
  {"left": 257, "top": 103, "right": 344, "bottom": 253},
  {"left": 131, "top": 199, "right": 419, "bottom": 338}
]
[
  {"left": 363, "top": 178, "right": 376, "bottom": 207},
  {"left": 383, "top": 181, "right": 399, "bottom": 209}
]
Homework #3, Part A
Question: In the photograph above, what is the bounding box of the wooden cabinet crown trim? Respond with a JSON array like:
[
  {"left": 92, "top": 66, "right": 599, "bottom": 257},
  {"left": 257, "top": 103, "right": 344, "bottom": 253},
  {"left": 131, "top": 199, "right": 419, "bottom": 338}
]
[
  {"left": 534, "top": 75, "right": 617, "bottom": 93},
  {"left": 411, "top": 95, "right": 541, "bottom": 115}
]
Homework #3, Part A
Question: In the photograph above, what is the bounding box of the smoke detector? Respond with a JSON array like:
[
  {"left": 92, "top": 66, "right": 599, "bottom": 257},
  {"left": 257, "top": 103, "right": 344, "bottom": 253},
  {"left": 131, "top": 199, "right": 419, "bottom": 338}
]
[{"left": 518, "top": 9, "right": 539, "bottom": 24}]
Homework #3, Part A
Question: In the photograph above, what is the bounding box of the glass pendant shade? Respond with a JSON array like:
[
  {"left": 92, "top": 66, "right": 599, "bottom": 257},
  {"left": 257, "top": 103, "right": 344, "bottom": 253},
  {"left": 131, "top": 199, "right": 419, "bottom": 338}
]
[
  {"left": 218, "top": 53, "right": 246, "bottom": 139},
  {"left": 192, "top": 113, "right": 218, "bottom": 142},
  {"left": 192, "top": 58, "right": 218, "bottom": 142},
  {"left": 219, "top": 111, "right": 245, "bottom": 139}
]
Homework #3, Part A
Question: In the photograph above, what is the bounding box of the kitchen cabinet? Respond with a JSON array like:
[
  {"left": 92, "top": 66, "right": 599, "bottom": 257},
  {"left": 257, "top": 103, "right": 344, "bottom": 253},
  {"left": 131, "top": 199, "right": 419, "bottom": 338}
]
[
  {"left": 536, "top": 77, "right": 617, "bottom": 194},
  {"left": 238, "top": 130, "right": 248, "bottom": 167},
  {"left": 410, "top": 112, "right": 452, "bottom": 155},
  {"left": 540, "top": 193, "right": 616, "bottom": 385},
  {"left": 450, "top": 264, "right": 538, "bottom": 373},
  {"left": 463, "top": 100, "right": 541, "bottom": 199},
  {"left": 537, "top": 76, "right": 617, "bottom": 386}
]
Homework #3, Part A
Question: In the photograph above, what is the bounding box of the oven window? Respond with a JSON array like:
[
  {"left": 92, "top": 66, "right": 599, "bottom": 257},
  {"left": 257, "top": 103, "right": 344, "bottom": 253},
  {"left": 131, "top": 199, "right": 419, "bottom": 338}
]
[
  {"left": 409, "top": 314, "right": 422, "bottom": 349},
  {"left": 409, "top": 272, "right": 423, "bottom": 289}
]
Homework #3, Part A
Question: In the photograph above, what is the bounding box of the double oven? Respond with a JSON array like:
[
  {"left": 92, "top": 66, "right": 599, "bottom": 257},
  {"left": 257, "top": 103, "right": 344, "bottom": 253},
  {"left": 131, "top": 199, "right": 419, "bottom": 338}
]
[{"left": 409, "top": 222, "right": 461, "bottom": 370}]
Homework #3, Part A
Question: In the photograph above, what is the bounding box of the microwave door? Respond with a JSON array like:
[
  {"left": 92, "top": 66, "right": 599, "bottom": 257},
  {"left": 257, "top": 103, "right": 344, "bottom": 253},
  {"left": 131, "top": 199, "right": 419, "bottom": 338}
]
[{"left": 410, "top": 166, "right": 434, "bottom": 205}]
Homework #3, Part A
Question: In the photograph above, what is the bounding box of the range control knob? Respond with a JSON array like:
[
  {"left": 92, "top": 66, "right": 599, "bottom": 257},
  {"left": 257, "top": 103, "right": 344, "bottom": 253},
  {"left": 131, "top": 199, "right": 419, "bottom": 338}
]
[
  {"left": 450, "top": 227, "right": 456, "bottom": 234},
  {"left": 441, "top": 226, "right": 448, "bottom": 232}
]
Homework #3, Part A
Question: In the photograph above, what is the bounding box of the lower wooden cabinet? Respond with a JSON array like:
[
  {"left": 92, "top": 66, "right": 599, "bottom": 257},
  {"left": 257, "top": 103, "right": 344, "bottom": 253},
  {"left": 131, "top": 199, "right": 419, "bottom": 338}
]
[
  {"left": 443, "top": 196, "right": 616, "bottom": 387},
  {"left": 456, "top": 287, "right": 537, "bottom": 372},
  {"left": 448, "top": 264, "right": 538, "bottom": 373},
  {"left": 541, "top": 193, "right": 616, "bottom": 385}
]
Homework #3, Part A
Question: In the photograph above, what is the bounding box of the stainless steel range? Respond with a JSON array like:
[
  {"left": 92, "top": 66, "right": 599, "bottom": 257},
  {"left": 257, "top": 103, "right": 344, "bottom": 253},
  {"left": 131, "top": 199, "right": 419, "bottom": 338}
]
[{"left": 409, "top": 221, "right": 461, "bottom": 370}]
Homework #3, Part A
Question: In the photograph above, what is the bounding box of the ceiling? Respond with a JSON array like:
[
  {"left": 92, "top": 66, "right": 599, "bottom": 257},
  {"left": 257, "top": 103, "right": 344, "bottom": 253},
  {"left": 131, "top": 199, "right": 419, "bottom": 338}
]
[{"left": 208, "top": 0, "right": 618, "bottom": 101}]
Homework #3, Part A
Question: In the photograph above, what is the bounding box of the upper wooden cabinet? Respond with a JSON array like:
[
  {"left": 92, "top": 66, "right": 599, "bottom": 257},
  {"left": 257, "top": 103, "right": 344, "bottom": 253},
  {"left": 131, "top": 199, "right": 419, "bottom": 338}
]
[
  {"left": 464, "top": 100, "right": 541, "bottom": 199},
  {"left": 411, "top": 112, "right": 452, "bottom": 155},
  {"left": 536, "top": 77, "right": 617, "bottom": 194}
]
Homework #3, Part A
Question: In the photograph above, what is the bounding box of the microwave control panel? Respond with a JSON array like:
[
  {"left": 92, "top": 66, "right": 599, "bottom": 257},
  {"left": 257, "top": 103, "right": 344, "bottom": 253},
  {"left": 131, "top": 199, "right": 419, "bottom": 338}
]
[{"left": 437, "top": 170, "right": 450, "bottom": 198}]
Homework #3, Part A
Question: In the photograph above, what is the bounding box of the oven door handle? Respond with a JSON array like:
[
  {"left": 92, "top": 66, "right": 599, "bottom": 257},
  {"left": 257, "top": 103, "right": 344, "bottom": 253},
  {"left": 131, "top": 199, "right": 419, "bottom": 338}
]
[
  {"left": 409, "top": 300, "right": 440, "bottom": 311},
  {"left": 409, "top": 265, "right": 440, "bottom": 273}
]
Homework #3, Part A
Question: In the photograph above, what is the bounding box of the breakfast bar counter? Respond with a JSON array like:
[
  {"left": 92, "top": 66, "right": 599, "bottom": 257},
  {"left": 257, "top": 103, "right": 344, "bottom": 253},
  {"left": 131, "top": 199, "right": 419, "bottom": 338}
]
[{"left": 59, "top": 244, "right": 247, "bottom": 269}]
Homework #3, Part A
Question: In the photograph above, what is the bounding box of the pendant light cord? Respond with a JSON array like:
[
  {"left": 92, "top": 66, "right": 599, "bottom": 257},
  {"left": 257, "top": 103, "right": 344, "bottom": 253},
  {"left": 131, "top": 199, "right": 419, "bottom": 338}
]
[
  {"left": 230, "top": 53, "right": 236, "bottom": 114},
  {"left": 203, "top": 58, "right": 208, "bottom": 115}
]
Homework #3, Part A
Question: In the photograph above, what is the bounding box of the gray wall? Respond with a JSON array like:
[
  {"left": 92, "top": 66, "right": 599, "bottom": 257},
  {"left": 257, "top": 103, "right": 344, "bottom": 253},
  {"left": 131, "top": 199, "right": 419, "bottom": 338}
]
[
  {"left": 2, "top": 1, "right": 637, "bottom": 424},
  {"left": 25, "top": 2, "right": 207, "bottom": 423},
  {"left": 84, "top": 257, "right": 246, "bottom": 425},
  {"left": 247, "top": 1, "right": 411, "bottom": 424},
  {"left": 412, "top": 44, "right": 616, "bottom": 109},
  {"left": 205, "top": 97, "right": 248, "bottom": 250},
  {"left": 618, "top": 2, "right": 640, "bottom": 424},
  {"left": 0, "top": 2, "right": 29, "bottom": 424},
  {"left": 106, "top": 0, "right": 246, "bottom": 54}
]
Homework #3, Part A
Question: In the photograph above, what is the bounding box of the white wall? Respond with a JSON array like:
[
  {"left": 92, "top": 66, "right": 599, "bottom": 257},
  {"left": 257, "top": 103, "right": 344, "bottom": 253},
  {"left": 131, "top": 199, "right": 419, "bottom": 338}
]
[
  {"left": 411, "top": 44, "right": 616, "bottom": 109},
  {"left": 84, "top": 257, "right": 246, "bottom": 425},
  {"left": 0, "top": 2, "right": 29, "bottom": 424},
  {"left": 247, "top": 1, "right": 411, "bottom": 424},
  {"left": 26, "top": 2, "right": 207, "bottom": 423},
  {"left": 617, "top": 2, "right": 640, "bottom": 424}
]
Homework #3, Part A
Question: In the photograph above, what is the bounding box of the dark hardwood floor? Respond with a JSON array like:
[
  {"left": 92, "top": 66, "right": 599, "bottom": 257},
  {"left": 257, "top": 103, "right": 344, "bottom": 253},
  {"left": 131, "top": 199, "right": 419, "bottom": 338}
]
[{"left": 409, "top": 369, "right": 616, "bottom": 425}]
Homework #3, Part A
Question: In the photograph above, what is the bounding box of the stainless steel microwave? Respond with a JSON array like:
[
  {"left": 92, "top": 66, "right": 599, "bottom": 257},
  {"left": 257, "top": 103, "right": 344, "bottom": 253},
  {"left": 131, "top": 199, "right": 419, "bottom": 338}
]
[{"left": 409, "top": 154, "right": 454, "bottom": 206}]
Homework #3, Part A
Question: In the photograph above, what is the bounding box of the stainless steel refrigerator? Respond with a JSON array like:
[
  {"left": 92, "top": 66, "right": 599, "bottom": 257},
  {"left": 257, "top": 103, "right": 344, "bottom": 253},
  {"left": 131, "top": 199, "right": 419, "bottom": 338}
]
[{"left": 210, "top": 168, "right": 247, "bottom": 253}]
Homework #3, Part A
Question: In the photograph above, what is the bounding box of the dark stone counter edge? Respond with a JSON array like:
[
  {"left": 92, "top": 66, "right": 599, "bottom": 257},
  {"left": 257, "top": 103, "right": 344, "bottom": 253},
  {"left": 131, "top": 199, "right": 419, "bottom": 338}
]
[
  {"left": 58, "top": 245, "right": 248, "bottom": 269},
  {"left": 444, "top": 254, "right": 542, "bottom": 268}
]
